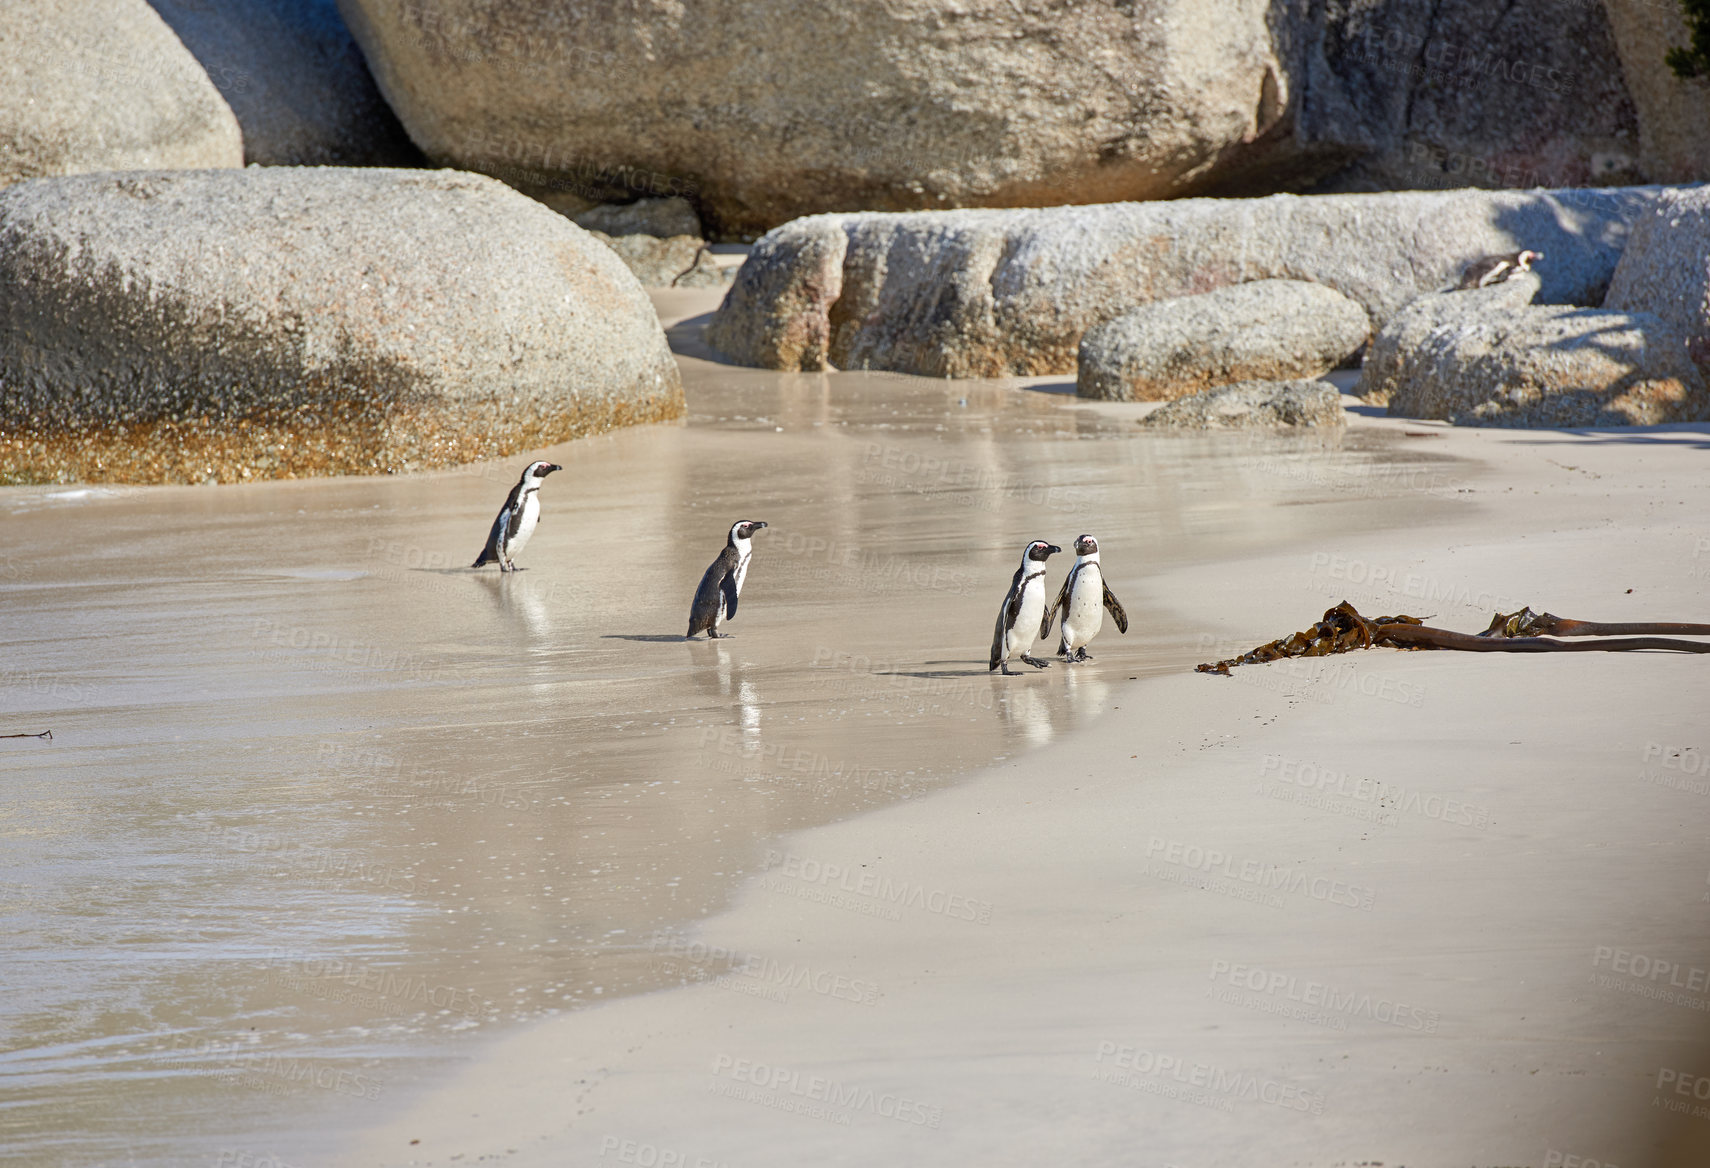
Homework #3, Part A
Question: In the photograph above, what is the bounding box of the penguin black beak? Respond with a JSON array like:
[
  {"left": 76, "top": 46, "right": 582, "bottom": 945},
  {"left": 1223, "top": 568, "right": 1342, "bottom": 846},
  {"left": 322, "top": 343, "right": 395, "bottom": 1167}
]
[
  {"left": 543, "top": 464, "right": 562, "bottom": 475},
  {"left": 1047, "top": 544, "right": 1062, "bottom": 555},
  {"left": 753, "top": 521, "right": 768, "bottom": 530}
]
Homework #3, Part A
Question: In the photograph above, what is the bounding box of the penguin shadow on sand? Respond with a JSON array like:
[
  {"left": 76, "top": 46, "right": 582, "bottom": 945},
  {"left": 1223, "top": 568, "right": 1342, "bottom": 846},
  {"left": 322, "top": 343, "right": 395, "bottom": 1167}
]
[{"left": 604, "top": 521, "right": 767, "bottom": 655}]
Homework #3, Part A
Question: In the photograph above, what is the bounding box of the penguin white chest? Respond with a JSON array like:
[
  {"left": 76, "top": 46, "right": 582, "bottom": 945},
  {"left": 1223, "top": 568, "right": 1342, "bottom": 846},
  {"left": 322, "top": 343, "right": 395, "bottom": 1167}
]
[
  {"left": 732, "top": 548, "right": 752, "bottom": 597},
  {"left": 1063, "top": 563, "right": 1104, "bottom": 649},
  {"left": 1009, "top": 575, "right": 1047, "bottom": 653},
  {"left": 510, "top": 490, "right": 542, "bottom": 555}
]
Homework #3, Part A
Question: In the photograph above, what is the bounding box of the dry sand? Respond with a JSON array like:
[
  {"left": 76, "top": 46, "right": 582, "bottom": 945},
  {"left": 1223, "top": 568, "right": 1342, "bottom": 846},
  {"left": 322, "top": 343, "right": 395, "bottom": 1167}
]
[{"left": 324, "top": 310, "right": 1710, "bottom": 1166}]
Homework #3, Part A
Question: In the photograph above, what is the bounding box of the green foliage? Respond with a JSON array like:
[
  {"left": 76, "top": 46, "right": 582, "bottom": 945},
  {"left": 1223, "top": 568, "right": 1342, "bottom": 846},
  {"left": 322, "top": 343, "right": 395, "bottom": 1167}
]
[{"left": 1669, "top": 0, "right": 1710, "bottom": 79}]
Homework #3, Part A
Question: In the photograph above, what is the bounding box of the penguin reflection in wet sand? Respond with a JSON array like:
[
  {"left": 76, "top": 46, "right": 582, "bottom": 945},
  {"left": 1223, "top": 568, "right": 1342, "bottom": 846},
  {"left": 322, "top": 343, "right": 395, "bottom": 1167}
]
[
  {"left": 989, "top": 540, "right": 1061, "bottom": 675},
  {"left": 1043, "top": 534, "right": 1129, "bottom": 662},
  {"left": 472, "top": 460, "right": 562, "bottom": 571},
  {"left": 687, "top": 520, "right": 768, "bottom": 638}
]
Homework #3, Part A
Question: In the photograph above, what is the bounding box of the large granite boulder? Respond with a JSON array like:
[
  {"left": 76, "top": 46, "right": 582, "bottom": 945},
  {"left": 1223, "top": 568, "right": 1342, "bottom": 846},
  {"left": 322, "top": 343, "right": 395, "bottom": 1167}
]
[
  {"left": 0, "top": 0, "right": 242, "bottom": 189},
  {"left": 147, "top": 0, "right": 420, "bottom": 166},
  {"left": 334, "top": 0, "right": 1300, "bottom": 237},
  {"left": 0, "top": 169, "right": 683, "bottom": 485},
  {"left": 1603, "top": 187, "right": 1710, "bottom": 360},
  {"left": 707, "top": 187, "right": 1659, "bottom": 377},
  {"left": 1358, "top": 273, "right": 1544, "bottom": 406},
  {"left": 334, "top": 0, "right": 1671, "bottom": 236},
  {"left": 1139, "top": 380, "right": 1347, "bottom": 430},
  {"left": 1602, "top": 0, "right": 1710, "bottom": 185},
  {"left": 1076, "top": 280, "right": 1368, "bottom": 402},
  {"left": 1288, "top": 0, "right": 1645, "bottom": 194},
  {"left": 1383, "top": 306, "right": 1710, "bottom": 428}
]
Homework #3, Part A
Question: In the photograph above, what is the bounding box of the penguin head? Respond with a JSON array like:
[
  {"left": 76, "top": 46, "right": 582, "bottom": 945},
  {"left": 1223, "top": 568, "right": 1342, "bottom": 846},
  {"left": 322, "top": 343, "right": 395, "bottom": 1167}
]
[
  {"left": 1025, "top": 540, "right": 1061, "bottom": 563},
  {"left": 1515, "top": 249, "right": 1542, "bottom": 270},
  {"left": 1074, "top": 534, "right": 1099, "bottom": 556},
  {"left": 729, "top": 520, "right": 768, "bottom": 545},
  {"left": 522, "top": 461, "right": 562, "bottom": 482}
]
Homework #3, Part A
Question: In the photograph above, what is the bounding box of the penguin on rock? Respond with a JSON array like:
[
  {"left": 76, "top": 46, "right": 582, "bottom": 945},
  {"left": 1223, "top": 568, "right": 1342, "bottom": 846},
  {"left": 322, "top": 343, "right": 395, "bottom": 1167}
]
[
  {"left": 988, "top": 540, "right": 1061, "bottom": 675},
  {"left": 472, "top": 460, "right": 561, "bottom": 571},
  {"left": 687, "top": 520, "right": 768, "bottom": 638},
  {"left": 1456, "top": 249, "right": 1542, "bottom": 290},
  {"left": 1042, "top": 533, "right": 1128, "bottom": 662}
]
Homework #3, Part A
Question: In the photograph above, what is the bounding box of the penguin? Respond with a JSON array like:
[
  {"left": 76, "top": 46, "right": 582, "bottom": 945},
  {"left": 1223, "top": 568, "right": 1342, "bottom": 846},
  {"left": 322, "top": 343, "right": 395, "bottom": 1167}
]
[
  {"left": 1042, "top": 534, "right": 1129, "bottom": 662},
  {"left": 687, "top": 520, "right": 768, "bottom": 638},
  {"left": 988, "top": 540, "right": 1061, "bottom": 675},
  {"left": 1456, "top": 249, "right": 1542, "bottom": 290},
  {"left": 472, "top": 460, "right": 561, "bottom": 571}
]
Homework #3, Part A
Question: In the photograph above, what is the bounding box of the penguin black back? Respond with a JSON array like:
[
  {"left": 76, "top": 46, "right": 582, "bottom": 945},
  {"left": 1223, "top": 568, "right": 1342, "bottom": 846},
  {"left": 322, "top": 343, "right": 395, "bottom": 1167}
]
[
  {"left": 687, "top": 520, "right": 767, "bottom": 638},
  {"left": 473, "top": 460, "right": 561, "bottom": 571},
  {"left": 1456, "top": 249, "right": 1542, "bottom": 291}
]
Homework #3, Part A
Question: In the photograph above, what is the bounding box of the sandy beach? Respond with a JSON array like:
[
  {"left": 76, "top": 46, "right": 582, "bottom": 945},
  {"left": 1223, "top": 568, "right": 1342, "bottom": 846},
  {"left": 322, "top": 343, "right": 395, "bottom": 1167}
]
[
  {"left": 309, "top": 299, "right": 1710, "bottom": 1167},
  {"left": 3, "top": 283, "right": 1707, "bottom": 1167},
  {"left": 7, "top": 4, "right": 1710, "bottom": 1164},
  {"left": 0, "top": 283, "right": 1429, "bottom": 1165}
]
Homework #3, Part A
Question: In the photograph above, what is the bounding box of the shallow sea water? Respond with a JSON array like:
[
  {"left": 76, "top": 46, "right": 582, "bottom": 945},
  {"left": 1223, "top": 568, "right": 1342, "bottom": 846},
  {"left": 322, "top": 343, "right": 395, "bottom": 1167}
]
[{"left": 0, "top": 298, "right": 1462, "bottom": 1165}]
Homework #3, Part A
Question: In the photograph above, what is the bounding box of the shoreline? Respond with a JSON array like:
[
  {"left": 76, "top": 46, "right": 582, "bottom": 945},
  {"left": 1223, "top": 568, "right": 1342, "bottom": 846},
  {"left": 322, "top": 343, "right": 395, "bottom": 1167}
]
[
  {"left": 0, "top": 286, "right": 1460, "bottom": 1165},
  {"left": 331, "top": 407, "right": 1710, "bottom": 1168}
]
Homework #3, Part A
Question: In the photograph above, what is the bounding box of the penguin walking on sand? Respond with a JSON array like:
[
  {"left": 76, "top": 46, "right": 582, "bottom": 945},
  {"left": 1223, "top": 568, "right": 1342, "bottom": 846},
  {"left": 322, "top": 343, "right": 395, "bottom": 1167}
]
[
  {"left": 687, "top": 520, "right": 768, "bottom": 638},
  {"left": 472, "top": 460, "right": 562, "bottom": 571},
  {"left": 989, "top": 540, "right": 1061, "bottom": 675},
  {"left": 1456, "top": 249, "right": 1542, "bottom": 290},
  {"left": 1042, "top": 534, "right": 1129, "bottom": 662}
]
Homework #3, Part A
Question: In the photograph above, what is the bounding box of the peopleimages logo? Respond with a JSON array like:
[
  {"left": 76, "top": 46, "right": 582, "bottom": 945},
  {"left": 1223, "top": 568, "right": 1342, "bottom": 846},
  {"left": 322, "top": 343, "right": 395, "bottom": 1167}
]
[
  {"left": 760, "top": 851, "right": 994, "bottom": 925},
  {"left": 709, "top": 1055, "right": 944, "bottom": 1127},
  {"left": 1543, "top": 1151, "right": 1620, "bottom": 1168},
  {"left": 1257, "top": 754, "right": 1491, "bottom": 829},
  {"left": 1144, "top": 837, "right": 1376, "bottom": 911},
  {"left": 645, "top": 932, "right": 880, "bottom": 1007},
  {"left": 1092, "top": 1043, "right": 1326, "bottom": 1115},
  {"left": 1207, "top": 960, "right": 1440, "bottom": 1032},
  {"left": 1591, "top": 946, "right": 1710, "bottom": 1002}
]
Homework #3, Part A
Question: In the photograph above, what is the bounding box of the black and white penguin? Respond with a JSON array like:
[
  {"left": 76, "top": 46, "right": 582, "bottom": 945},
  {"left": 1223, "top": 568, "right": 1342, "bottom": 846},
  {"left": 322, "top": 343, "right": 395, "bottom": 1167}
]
[
  {"left": 1042, "top": 534, "right": 1129, "bottom": 662},
  {"left": 988, "top": 540, "right": 1061, "bottom": 675},
  {"left": 1456, "top": 249, "right": 1543, "bottom": 290},
  {"left": 472, "top": 460, "right": 561, "bottom": 571},
  {"left": 687, "top": 520, "right": 768, "bottom": 638}
]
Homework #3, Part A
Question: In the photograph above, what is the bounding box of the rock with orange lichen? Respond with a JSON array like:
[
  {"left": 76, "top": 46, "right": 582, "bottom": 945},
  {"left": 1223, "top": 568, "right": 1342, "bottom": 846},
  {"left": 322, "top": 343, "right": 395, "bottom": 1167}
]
[{"left": 0, "top": 167, "right": 683, "bottom": 484}]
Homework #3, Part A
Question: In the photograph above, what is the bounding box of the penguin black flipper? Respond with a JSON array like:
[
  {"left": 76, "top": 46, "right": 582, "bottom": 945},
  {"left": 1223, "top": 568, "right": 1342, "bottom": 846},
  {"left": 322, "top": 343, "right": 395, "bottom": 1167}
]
[
  {"left": 1103, "top": 583, "right": 1129, "bottom": 634},
  {"left": 472, "top": 488, "right": 519, "bottom": 568},
  {"left": 1042, "top": 569, "right": 1073, "bottom": 642},
  {"left": 989, "top": 563, "right": 1025, "bottom": 671},
  {"left": 721, "top": 570, "right": 739, "bottom": 619},
  {"left": 688, "top": 546, "right": 740, "bottom": 636}
]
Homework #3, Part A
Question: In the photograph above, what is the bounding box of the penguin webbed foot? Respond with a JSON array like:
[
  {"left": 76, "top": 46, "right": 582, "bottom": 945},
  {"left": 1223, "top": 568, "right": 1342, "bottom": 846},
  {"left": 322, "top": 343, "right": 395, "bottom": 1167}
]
[
  {"left": 999, "top": 661, "right": 1019, "bottom": 676},
  {"left": 1020, "top": 654, "right": 1051, "bottom": 670}
]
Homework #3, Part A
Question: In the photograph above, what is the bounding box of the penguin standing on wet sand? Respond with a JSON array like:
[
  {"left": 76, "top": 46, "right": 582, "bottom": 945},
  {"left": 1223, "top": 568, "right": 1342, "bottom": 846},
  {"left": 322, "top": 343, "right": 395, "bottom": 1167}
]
[
  {"left": 1042, "top": 534, "right": 1129, "bottom": 662},
  {"left": 687, "top": 520, "right": 768, "bottom": 638},
  {"left": 1456, "top": 249, "right": 1542, "bottom": 290},
  {"left": 472, "top": 460, "right": 562, "bottom": 571},
  {"left": 989, "top": 540, "right": 1061, "bottom": 675}
]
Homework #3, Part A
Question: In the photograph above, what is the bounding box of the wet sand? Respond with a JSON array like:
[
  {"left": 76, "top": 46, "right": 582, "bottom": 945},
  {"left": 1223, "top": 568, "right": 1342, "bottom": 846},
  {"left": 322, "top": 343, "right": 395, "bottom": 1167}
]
[
  {"left": 328, "top": 310, "right": 1710, "bottom": 1163},
  {"left": 323, "top": 395, "right": 1710, "bottom": 1168},
  {"left": 0, "top": 287, "right": 1462, "bottom": 1165}
]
